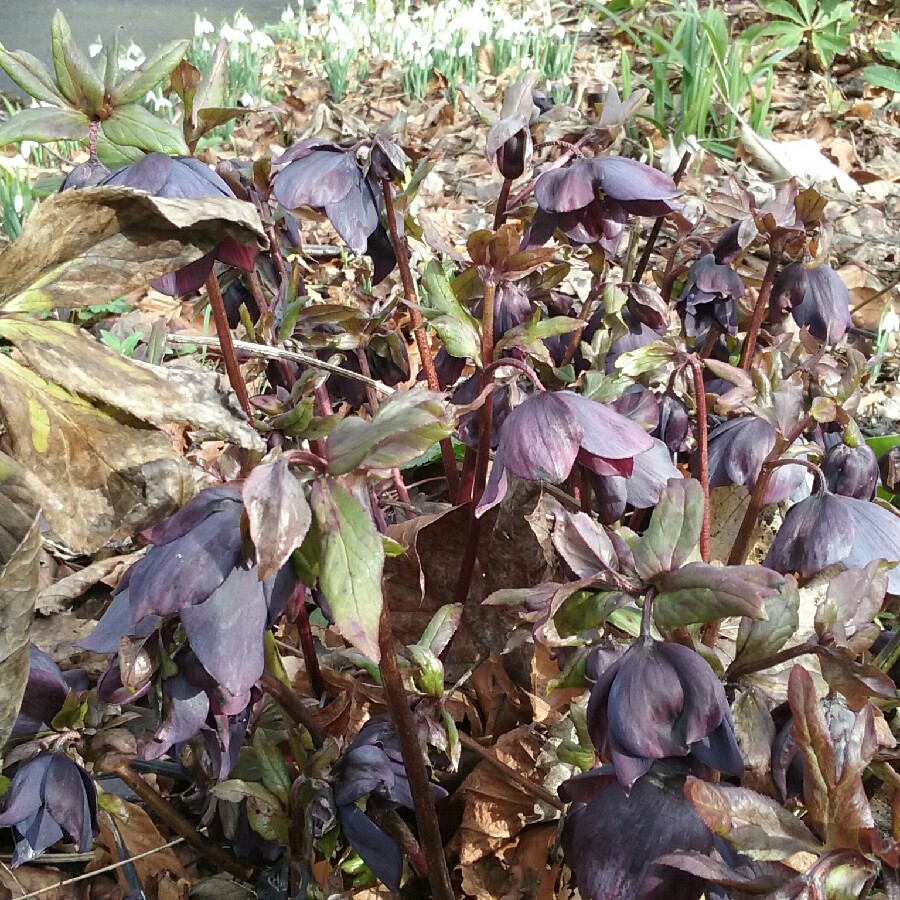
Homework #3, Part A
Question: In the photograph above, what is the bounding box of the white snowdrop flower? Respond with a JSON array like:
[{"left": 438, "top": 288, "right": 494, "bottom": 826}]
[
  {"left": 240, "top": 91, "right": 255, "bottom": 106},
  {"left": 145, "top": 90, "right": 173, "bottom": 112},
  {"left": 458, "top": 41, "right": 472, "bottom": 58},
  {"left": 882, "top": 308, "right": 900, "bottom": 334},
  {"left": 13, "top": 194, "right": 24, "bottom": 215},
  {"left": 20, "top": 141, "right": 37, "bottom": 160},
  {"left": 220, "top": 23, "right": 247, "bottom": 44},
  {"left": 580, "top": 17, "right": 595, "bottom": 32},
  {"left": 194, "top": 16, "right": 215, "bottom": 36},
  {"left": 250, "top": 30, "right": 274, "bottom": 52},
  {"left": 262, "top": 62, "right": 274, "bottom": 76},
  {"left": 316, "top": 2, "right": 328, "bottom": 15},
  {"left": 549, "top": 24, "right": 565, "bottom": 40},
  {"left": 520, "top": 54, "right": 533, "bottom": 69},
  {"left": 88, "top": 37, "right": 102, "bottom": 58},
  {"left": 281, "top": 6, "right": 295, "bottom": 22},
  {"left": 201, "top": 39, "right": 212, "bottom": 52},
  {"left": 234, "top": 12, "right": 254, "bottom": 33}
]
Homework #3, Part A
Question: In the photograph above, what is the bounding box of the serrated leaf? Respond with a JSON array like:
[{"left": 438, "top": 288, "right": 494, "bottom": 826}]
[
  {"left": 325, "top": 388, "right": 455, "bottom": 474},
  {"left": 730, "top": 576, "right": 800, "bottom": 676},
  {"left": 101, "top": 104, "right": 189, "bottom": 155},
  {"left": 633, "top": 478, "right": 703, "bottom": 581},
  {"left": 614, "top": 340, "right": 677, "bottom": 377},
  {"left": 863, "top": 64, "right": 900, "bottom": 93},
  {"left": 654, "top": 562, "right": 781, "bottom": 628},
  {"left": 310, "top": 478, "right": 384, "bottom": 661},
  {"left": 0, "top": 47, "right": 68, "bottom": 105},
  {"left": 252, "top": 730, "right": 293, "bottom": 806},
  {"left": 0, "top": 186, "right": 263, "bottom": 312},
  {"left": 420, "top": 260, "right": 481, "bottom": 363},
  {"left": 0, "top": 106, "right": 90, "bottom": 144},
  {"left": 493, "top": 313, "right": 578, "bottom": 359},
  {"left": 0, "top": 354, "right": 193, "bottom": 554},
  {"left": 243, "top": 456, "right": 312, "bottom": 580},
  {"left": 0, "top": 317, "right": 262, "bottom": 450},
  {"left": 50, "top": 10, "right": 104, "bottom": 114},
  {"left": 112, "top": 40, "right": 189, "bottom": 106},
  {"left": 0, "top": 456, "right": 40, "bottom": 750}
]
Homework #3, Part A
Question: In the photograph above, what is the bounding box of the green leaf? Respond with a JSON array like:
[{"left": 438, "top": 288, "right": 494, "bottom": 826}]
[
  {"left": 758, "top": 0, "right": 807, "bottom": 24},
  {"left": 420, "top": 260, "right": 481, "bottom": 363},
  {"left": 878, "top": 32, "right": 900, "bottom": 64},
  {"left": 310, "top": 478, "right": 384, "bottom": 661},
  {"left": 0, "top": 106, "right": 91, "bottom": 144},
  {"left": 101, "top": 104, "right": 189, "bottom": 155},
  {"left": 614, "top": 340, "right": 677, "bottom": 377},
  {"left": 814, "top": 561, "right": 888, "bottom": 651},
  {"left": 0, "top": 186, "right": 263, "bottom": 312},
  {"left": 325, "top": 388, "right": 455, "bottom": 474},
  {"left": 0, "top": 47, "right": 68, "bottom": 105},
  {"left": 50, "top": 10, "right": 104, "bottom": 114},
  {"left": 252, "top": 730, "right": 293, "bottom": 806},
  {"left": 493, "top": 313, "right": 578, "bottom": 360},
  {"left": 654, "top": 562, "right": 782, "bottom": 629},
  {"left": 243, "top": 455, "right": 312, "bottom": 580},
  {"left": 730, "top": 576, "right": 800, "bottom": 675},
  {"left": 417, "top": 604, "right": 462, "bottom": 657},
  {"left": 112, "top": 40, "right": 189, "bottom": 106},
  {"left": 863, "top": 64, "right": 900, "bottom": 93},
  {"left": 0, "top": 455, "right": 40, "bottom": 750},
  {"left": 633, "top": 478, "right": 703, "bottom": 582}
]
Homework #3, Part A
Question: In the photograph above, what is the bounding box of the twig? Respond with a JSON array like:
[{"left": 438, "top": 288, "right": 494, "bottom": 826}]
[
  {"left": 378, "top": 610, "right": 455, "bottom": 900},
  {"left": 457, "top": 733, "right": 565, "bottom": 812},
  {"left": 164, "top": 333, "right": 394, "bottom": 394},
  {"left": 0, "top": 838, "right": 185, "bottom": 900},
  {"left": 113, "top": 766, "right": 254, "bottom": 882}
]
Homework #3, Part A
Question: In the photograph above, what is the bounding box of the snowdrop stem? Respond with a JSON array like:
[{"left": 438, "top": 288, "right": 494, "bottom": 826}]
[{"left": 739, "top": 244, "right": 783, "bottom": 369}]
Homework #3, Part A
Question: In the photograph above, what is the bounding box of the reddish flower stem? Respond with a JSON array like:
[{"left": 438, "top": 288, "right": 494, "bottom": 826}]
[
  {"left": 205, "top": 272, "right": 253, "bottom": 420},
  {"left": 380, "top": 178, "right": 459, "bottom": 502},
  {"left": 454, "top": 278, "right": 497, "bottom": 604},
  {"left": 378, "top": 610, "right": 455, "bottom": 900},
  {"left": 259, "top": 673, "right": 326, "bottom": 749},
  {"left": 685, "top": 356, "right": 710, "bottom": 564},
  {"left": 739, "top": 245, "right": 783, "bottom": 369},
  {"left": 292, "top": 582, "right": 325, "bottom": 700},
  {"left": 494, "top": 177, "right": 512, "bottom": 230},
  {"left": 483, "top": 356, "right": 544, "bottom": 390},
  {"left": 727, "top": 414, "right": 812, "bottom": 566}
]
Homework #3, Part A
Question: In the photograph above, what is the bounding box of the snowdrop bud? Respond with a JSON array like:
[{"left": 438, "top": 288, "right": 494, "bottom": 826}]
[
  {"left": 281, "top": 6, "right": 295, "bottom": 22},
  {"left": 194, "top": 16, "right": 215, "bottom": 36}
]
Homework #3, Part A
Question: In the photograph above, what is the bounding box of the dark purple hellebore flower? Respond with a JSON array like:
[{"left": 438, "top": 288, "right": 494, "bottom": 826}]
[
  {"left": 822, "top": 442, "right": 879, "bottom": 500},
  {"left": 765, "top": 492, "right": 900, "bottom": 592},
  {"left": 60, "top": 158, "right": 111, "bottom": 190},
  {"left": 769, "top": 261, "right": 851, "bottom": 344},
  {"left": 705, "top": 417, "right": 807, "bottom": 505},
  {"left": 11, "top": 647, "right": 87, "bottom": 740},
  {"left": 80, "top": 485, "right": 295, "bottom": 773},
  {"left": 273, "top": 139, "right": 396, "bottom": 283},
  {"left": 654, "top": 395, "right": 691, "bottom": 454},
  {"left": 587, "top": 636, "right": 743, "bottom": 790},
  {"left": 523, "top": 156, "right": 680, "bottom": 255},
  {"left": 559, "top": 764, "right": 714, "bottom": 900},
  {"left": 98, "top": 153, "right": 258, "bottom": 295},
  {"left": 0, "top": 752, "right": 98, "bottom": 866},
  {"left": 335, "top": 718, "right": 446, "bottom": 891},
  {"left": 476, "top": 390, "right": 655, "bottom": 516},
  {"left": 677, "top": 254, "right": 744, "bottom": 342}
]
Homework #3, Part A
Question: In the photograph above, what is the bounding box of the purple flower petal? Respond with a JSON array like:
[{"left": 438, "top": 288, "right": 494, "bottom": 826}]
[
  {"left": 559, "top": 393, "right": 654, "bottom": 460},
  {"left": 841, "top": 498, "right": 900, "bottom": 593},
  {"left": 534, "top": 161, "right": 596, "bottom": 213}
]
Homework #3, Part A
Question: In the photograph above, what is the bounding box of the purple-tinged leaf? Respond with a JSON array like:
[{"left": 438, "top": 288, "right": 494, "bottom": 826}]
[
  {"left": 243, "top": 456, "right": 312, "bottom": 580},
  {"left": 180, "top": 565, "right": 268, "bottom": 697},
  {"left": 683, "top": 776, "right": 821, "bottom": 860},
  {"left": 654, "top": 563, "right": 781, "bottom": 628},
  {"left": 655, "top": 850, "right": 795, "bottom": 895},
  {"left": 548, "top": 499, "right": 617, "bottom": 578},
  {"left": 633, "top": 478, "right": 704, "bottom": 582},
  {"left": 338, "top": 803, "right": 403, "bottom": 891},
  {"left": 310, "top": 478, "right": 384, "bottom": 661},
  {"left": 814, "top": 561, "right": 888, "bottom": 652},
  {"left": 816, "top": 646, "right": 898, "bottom": 707}
]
